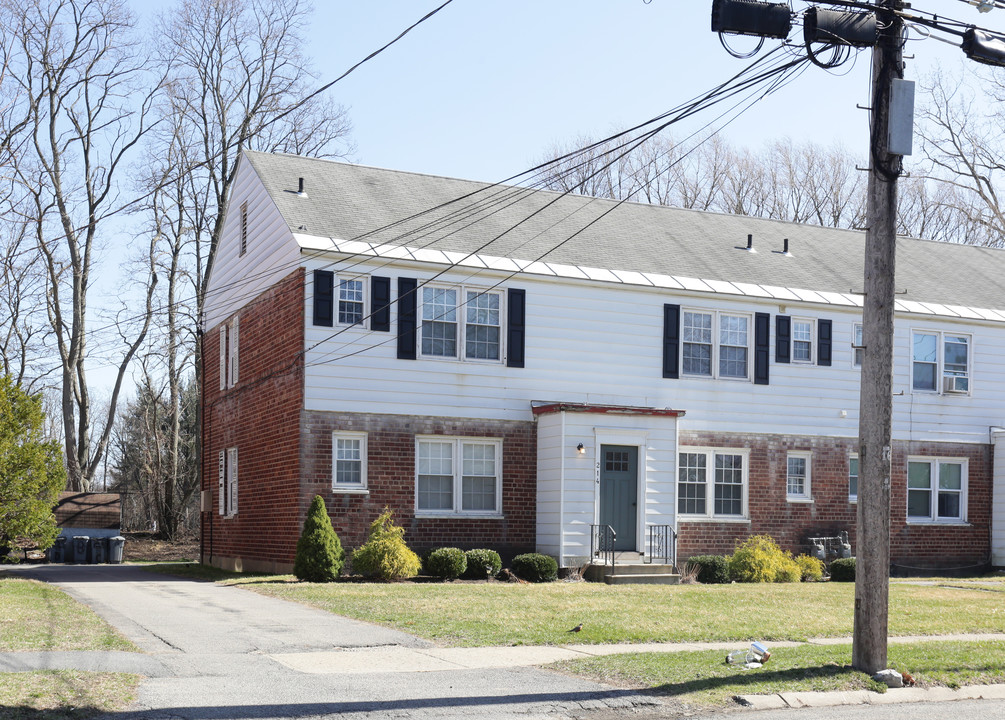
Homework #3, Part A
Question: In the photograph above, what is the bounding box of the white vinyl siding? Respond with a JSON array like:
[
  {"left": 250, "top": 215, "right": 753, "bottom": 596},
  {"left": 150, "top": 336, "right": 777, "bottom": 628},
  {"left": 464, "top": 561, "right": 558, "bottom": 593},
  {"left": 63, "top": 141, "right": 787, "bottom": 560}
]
[
  {"left": 677, "top": 447, "right": 748, "bottom": 520},
  {"left": 416, "top": 437, "right": 502, "bottom": 516},
  {"left": 907, "top": 457, "right": 967, "bottom": 523},
  {"left": 786, "top": 451, "right": 812, "bottom": 501},
  {"left": 333, "top": 432, "right": 367, "bottom": 491}
]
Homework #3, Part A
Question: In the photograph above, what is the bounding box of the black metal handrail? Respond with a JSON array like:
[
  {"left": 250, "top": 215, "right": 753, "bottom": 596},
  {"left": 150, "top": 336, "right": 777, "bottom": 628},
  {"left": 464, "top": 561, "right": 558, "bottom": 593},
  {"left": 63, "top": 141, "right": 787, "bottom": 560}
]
[
  {"left": 646, "top": 524, "right": 678, "bottom": 570},
  {"left": 590, "top": 524, "right": 616, "bottom": 576}
]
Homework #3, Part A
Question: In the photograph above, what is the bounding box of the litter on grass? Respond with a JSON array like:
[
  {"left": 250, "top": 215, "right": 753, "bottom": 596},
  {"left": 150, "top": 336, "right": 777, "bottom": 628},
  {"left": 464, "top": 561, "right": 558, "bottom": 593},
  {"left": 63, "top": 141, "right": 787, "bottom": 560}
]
[{"left": 725, "top": 642, "right": 771, "bottom": 669}]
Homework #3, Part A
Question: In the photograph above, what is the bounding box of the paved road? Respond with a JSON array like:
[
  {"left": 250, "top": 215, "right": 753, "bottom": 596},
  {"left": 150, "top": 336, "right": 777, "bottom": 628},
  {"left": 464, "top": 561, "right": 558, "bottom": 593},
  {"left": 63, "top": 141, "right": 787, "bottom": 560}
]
[{"left": 7, "top": 564, "right": 664, "bottom": 719}]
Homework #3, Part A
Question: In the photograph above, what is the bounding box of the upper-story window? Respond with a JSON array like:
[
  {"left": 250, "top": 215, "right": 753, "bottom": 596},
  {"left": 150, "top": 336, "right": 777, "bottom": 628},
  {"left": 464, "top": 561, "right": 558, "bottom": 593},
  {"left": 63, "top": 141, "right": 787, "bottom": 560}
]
[
  {"left": 912, "top": 330, "right": 970, "bottom": 394},
  {"left": 853, "top": 323, "right": 863, "bottom": 368},
  {"left": 420, "top": 286, "right": 502, "bottom": 362},
  {"left": 682, "top": 310, "right": 749, "bottom": 380},
  {"left": 338, "top": 278, "right": 365, "bottom": 325},
  {"left": 792, "top": 319, "right": 814, "bottom": 363}
]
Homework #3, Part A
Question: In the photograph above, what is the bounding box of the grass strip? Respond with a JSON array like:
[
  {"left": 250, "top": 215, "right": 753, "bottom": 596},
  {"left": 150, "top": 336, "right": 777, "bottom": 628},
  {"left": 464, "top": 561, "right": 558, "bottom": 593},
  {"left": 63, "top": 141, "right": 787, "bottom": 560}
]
[
  {"left": 0, "top": 671, "right": 139, "bottom": 720},
  {"left": 550, "top": 640, "right": 1005, "bottom": 708},
  {"left": 215, "top": 575, "right": 1005, "bottom": 647},
  {"left": 0, "top": 577, "right": 135, "bottom": 652}
]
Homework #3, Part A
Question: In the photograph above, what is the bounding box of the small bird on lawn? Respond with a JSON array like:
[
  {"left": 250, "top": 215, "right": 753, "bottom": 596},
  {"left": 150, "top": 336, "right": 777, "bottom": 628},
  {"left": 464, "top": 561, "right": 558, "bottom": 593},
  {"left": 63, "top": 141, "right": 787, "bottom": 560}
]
[{"left": 568, "top": 623, "right": 583, "bottom": 633}]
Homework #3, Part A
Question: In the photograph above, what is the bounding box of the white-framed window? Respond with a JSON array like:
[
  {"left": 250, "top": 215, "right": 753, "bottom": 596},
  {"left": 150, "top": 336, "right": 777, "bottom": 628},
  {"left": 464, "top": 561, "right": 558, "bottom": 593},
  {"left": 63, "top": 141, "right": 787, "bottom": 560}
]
[
  {"left": 853, "top": 323, "right": 863, "bottom": 368},
  {"left": 786, "top": 451, "right": 812, "bottom": 502},
  {"left": 333, "top": 432, "right": 367, "bottom": 492},
  {"left": 681, "top": 310, "right": 750, "bottom": 380},
  {"left": 219, "top": 447, "right": 238, "bottom": 517},
  {"left": 848, "top": 454, "right": 859, "bottom": 503},
  {"left": 907, "top": 457, "right": 967, "bottom": 523},
  {"left": 792, "top": 319, "right": 815, "bottom": 363},
  {"left": 219, "top": 325, "right": 227, "bottom": 391},
  {"left": 419, "top": 285, "right": 503, "bottom": 362},
  {"left": 912, "top": 330, "right": 971, "bottom": 394},
  {"left": 677, "top": 447, "right": 748, "bottom": 519},
  {"left": 415, "top": 436, "right": 502, "bottom": 516},
  {"left": 337, "top": 277, "right": 366, "bottom": 326}
]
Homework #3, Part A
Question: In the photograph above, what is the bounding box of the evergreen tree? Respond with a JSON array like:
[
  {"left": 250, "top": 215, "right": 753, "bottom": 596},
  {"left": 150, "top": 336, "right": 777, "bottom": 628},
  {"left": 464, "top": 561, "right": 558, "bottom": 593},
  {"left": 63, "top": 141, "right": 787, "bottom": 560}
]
[
  {"left": 0, "top": 375, "right": 65, "bottom": 550},
  {"left": 293, "top": 495, "right": 344, "bottom": 582}
]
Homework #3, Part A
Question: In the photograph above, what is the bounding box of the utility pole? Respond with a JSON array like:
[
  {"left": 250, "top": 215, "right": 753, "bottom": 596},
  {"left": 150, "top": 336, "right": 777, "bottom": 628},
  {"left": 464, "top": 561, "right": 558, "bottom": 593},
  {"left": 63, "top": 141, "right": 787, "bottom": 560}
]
[{"left": 853, "top": 0, "right": 903, "bottom": 674}]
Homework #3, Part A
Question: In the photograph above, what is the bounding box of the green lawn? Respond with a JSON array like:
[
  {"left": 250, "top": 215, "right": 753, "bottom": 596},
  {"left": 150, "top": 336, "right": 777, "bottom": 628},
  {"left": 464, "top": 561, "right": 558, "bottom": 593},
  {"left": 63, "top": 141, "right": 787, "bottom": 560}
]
[
  {"left": 219, "top": 575, "right": 1005, "bottom": 647},
  {"left": 552, "top": 640, "right": 1005, "bottom": 706},
  {"left": 0, "top": 577, "right": 135, "bottom": 652},
  {"left": 0, "top": 575, "right": 140, "bottom": 719}
]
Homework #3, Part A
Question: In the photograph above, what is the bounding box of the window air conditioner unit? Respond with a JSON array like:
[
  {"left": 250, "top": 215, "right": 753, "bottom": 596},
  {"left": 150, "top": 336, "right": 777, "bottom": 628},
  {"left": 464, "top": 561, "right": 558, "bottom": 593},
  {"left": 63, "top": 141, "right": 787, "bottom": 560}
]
[{"left": 943, "top": 376, "right": 969, "bottom": 394}]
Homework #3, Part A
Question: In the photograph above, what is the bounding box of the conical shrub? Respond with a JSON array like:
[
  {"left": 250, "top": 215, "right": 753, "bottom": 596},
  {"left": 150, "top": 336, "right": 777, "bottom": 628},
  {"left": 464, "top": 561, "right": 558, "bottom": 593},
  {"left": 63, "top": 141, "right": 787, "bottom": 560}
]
[
  {"left": 293, "top": 495, "right": 345, "bottom": 582},
  {"left": 351, "top": 507, "right": 420, "bottom": 581}
]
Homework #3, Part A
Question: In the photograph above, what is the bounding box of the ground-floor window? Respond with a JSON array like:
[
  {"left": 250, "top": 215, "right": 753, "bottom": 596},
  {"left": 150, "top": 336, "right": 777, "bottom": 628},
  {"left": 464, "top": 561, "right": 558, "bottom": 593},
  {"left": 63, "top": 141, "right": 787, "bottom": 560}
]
[
  {"left": 907, "top": 457, "right": 967, "bottom": 523},
  {"left": 218, "top": 447, "right": 238, "bottom": 517},
  {"left": 677, "top": 447, "right": 748, "bottom": 520},
  {"left": 333, "top": 432, "right": 367, "bottom": 491},
  {"left": 415, "top": 436, "right": 502, "bottom": 516},
  {"left": 786, "top": 451, "right": 812, "bottom": 502}
]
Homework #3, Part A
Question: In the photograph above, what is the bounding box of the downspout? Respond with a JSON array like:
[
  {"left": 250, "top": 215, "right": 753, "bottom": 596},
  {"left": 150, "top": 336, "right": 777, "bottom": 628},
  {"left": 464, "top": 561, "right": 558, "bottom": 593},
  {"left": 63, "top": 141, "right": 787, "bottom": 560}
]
[{"left": 559, "top": 410, "right": 566, "bottom": 568}]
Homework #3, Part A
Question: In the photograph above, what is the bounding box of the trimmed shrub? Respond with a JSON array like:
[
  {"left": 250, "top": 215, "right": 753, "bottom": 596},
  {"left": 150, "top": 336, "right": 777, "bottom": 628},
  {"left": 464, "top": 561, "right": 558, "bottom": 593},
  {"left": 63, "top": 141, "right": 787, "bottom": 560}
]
[
  {"left": 426, "top": 547, "right": 467, "bottom": 580},
  {"left": 511, "top": 552, "right": 558, "bottom": 583},
  {"left": 293, "top": 495, "right": 345, "bottom": 582},
  {"left": 728, "top": 535, "right": 801, "bottom": 583},
  {"left": 795, "top": 554, "right": 825, "bottom": 582},
  {"left": 686, "top": 555, "right": 730, "bottom": 584},
  {"left": 830, "top": 557, "right": 856, "bottom": 582},
  {"left": 351, "top": 508, "right": 421, "bottom": 581},
  {"left": 463, "top": 548, "right": 502, "bottom": 580}
]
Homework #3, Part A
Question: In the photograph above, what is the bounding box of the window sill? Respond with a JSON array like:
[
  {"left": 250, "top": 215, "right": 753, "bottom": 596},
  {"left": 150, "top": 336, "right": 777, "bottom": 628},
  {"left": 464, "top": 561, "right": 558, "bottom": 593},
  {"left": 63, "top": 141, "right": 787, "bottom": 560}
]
[
  {"left": 786, "top": 497, "right": 814, "bottom": 504},
  {"left": 677, "top": 516, "right": 750, "bottom": 524},
  {"left": 333, "top": 487, "right": 369, "bottom": 495},
  {"left": 906, "top": 520, "right": 970, "bottom": 527},
  {"left": 415, "top": 513, "right": 505, "bottom": 520}
]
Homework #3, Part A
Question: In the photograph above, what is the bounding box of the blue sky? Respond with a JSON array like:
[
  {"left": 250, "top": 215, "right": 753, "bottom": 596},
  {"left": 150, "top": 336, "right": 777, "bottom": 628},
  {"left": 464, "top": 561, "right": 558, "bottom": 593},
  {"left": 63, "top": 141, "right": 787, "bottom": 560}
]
[{"left": 311, "top": 1, "right": 991, "bottom": 183}]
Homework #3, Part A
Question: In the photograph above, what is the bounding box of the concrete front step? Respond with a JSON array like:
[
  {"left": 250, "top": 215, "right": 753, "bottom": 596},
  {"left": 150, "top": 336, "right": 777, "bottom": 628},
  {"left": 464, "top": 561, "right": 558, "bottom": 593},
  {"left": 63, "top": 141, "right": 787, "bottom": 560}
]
[
  {"left": 584, "top": 563, "right": 680, "bottom": 585},
  {"left": 604, "top": 572, "right": 680, "bottom": 585}
]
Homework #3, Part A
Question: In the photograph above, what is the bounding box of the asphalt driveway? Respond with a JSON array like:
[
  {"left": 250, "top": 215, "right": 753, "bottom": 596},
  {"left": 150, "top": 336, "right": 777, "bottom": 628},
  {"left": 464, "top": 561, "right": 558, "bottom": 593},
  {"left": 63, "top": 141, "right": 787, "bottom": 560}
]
[{"left": 6, "top": 564, "right": 658, "bottom": 719}]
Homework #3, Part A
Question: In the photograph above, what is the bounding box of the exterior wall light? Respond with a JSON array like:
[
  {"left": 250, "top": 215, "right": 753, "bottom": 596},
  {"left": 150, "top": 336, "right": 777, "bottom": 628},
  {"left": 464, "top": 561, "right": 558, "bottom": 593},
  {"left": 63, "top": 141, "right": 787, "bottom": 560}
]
[{"left": 576, "top": 443, "right": 585, "bottom": 454}]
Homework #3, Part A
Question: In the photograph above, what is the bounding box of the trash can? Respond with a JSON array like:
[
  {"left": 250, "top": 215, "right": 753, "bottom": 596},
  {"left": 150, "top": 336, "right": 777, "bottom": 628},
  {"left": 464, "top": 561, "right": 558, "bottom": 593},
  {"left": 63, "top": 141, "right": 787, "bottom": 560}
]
[
  {"left": 88, "top": 537, "right": 107, "bottom": 564},
  {"left": 72, "top": 536, "right": 89, "bottom": 564},
  {"left": 108, "top": 536, "right": 125, "bottom": 564},
  {"left": 49, "top": 536, "right": 67, "bottom": 563}
]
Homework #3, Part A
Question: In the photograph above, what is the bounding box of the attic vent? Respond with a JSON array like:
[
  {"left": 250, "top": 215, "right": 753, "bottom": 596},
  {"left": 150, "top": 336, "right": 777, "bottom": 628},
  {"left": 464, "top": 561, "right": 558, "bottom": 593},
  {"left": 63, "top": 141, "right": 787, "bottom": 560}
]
[
  {"left": 297, "top": 177, "right": 307, "bottom": 197},
  {"left": 737, "top": 233, "right": 756, "bottom": 253}
]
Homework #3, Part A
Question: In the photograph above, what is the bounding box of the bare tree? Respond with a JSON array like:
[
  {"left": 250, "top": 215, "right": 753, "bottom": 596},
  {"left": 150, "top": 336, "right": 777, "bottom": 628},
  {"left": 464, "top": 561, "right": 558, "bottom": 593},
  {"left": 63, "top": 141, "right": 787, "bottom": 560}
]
[{"left": 0, "top": 0, "right": 162, "bottom": 491}]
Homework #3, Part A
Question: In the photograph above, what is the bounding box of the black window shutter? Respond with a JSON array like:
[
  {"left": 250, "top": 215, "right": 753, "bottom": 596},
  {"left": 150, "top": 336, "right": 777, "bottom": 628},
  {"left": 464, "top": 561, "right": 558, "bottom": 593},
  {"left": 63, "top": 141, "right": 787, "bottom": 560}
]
[
  {"left": 507, "top": 288, "right": 526, "bottom": 368},
  {"left": 371, "top": 276, "right": 391, "bottom": 332},
  {"left": 397, "top": 278, "right": 417, "bottom": 360},
  {"left": 663, "top": 304, "right": 680, "bottom": 379},
  {"left": 754, "top": 312, "right": 770, "bottom": 385},
  {"left": 818, "top": 319, "right": 832, "bottom": 366},
  {"left": 776, "top": 315, "right": 791, "bottom": 363},
  {"left": 313, "top": 270, "right": 334, "bottom": 327}
]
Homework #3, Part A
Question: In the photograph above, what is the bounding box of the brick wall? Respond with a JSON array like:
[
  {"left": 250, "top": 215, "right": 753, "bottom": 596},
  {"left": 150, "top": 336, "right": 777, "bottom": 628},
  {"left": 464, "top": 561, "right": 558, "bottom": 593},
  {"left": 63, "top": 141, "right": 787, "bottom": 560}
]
[
  {"left": 202, "top": 269, "right": 305, "bottom": 573},
  {"left": 301, "top": 412, "right": 537, "bottom": 561},
  {"left": 677, "top": 430, "right": 991, "bottom": 572}
]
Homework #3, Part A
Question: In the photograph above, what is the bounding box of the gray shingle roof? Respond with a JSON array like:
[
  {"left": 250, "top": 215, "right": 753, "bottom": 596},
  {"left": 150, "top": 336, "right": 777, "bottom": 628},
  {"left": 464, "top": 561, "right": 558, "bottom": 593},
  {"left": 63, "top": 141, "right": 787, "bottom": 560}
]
[{"left": 244, "top": 150, "right": 1005, "bottom": 313}]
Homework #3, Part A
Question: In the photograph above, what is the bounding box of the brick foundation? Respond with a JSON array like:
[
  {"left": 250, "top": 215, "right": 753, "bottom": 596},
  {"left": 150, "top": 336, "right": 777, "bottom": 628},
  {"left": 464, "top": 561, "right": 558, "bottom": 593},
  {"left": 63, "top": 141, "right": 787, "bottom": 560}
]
[{"left": 676, "top": 431, "right": 991, "bottom": 572}]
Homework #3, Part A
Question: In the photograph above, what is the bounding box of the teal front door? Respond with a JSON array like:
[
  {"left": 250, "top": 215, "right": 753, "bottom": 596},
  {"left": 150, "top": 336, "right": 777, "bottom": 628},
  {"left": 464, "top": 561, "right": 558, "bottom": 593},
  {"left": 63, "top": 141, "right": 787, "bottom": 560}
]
[{"left": 599, "top": 445, "right": 638, "bottom": 551}]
